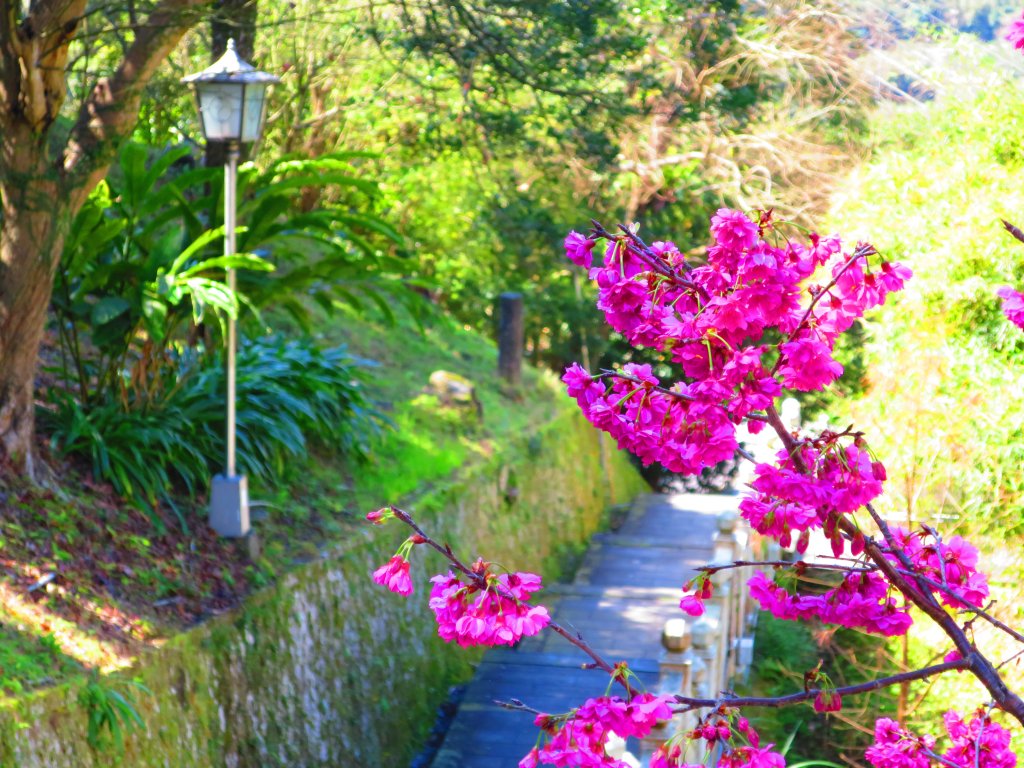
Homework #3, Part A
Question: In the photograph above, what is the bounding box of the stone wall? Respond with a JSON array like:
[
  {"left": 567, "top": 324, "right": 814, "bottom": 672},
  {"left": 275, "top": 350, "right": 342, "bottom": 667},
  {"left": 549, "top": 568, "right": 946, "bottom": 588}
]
[{"left": 0, "top": 407, "right": 646, "bottom": 768}]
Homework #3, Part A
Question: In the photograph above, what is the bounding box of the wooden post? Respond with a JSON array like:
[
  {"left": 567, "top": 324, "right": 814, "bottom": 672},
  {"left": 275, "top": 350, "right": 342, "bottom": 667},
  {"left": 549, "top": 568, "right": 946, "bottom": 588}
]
[{"left": 497, "top": 292, "right": 524, "bottom": 386}]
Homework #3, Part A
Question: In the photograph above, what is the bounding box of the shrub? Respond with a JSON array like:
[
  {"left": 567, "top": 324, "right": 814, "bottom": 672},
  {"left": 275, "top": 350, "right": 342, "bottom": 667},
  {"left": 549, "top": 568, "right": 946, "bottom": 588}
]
[{"left": 39, "top": 338, "right": 383, "bottom": 529}]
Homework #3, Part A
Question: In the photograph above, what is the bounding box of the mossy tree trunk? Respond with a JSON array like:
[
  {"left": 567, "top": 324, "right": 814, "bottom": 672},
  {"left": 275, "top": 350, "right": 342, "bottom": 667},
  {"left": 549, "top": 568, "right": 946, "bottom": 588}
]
[
  {"left": 0, "top": 178, "right": 68, "bottom": 476},
  {"left": 0, "top": 0, "right": 209, "bottom": 478}
]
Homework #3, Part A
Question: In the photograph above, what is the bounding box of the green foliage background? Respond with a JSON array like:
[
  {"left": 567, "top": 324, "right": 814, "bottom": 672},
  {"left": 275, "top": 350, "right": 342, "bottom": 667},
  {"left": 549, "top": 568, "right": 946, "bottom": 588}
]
[{"left": 819, "top": 50, "right": 1024, "bottom": 746}]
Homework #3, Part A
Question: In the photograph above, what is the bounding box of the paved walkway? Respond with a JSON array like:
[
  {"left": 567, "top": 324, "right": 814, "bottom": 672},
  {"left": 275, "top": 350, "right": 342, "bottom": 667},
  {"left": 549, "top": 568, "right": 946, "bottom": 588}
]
[{"left": 431, "top": 492, "right": 740, "bottom": 768}]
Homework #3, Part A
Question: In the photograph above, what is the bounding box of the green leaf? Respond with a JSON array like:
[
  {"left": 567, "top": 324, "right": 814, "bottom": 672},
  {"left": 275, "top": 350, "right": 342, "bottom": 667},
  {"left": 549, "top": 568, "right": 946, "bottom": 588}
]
[
  {"left": 141, "top": 294, "right": 169, "bottom": 342},
  {"left": 263, "top": 172, "right": 378, "bottom": 197},
  {"left": 177, "top": 252, "right": 274, "bottom": 279},
  {"left": 90, "top": 297, "right": 131, "bottom": 326},
  {"left": 167, "top": 226, "right": 234, "bottom": 275}
]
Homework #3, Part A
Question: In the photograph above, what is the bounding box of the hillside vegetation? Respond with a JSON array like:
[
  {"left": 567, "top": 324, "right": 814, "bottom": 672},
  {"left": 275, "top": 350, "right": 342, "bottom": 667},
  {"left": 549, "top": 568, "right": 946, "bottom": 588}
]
[
  {"left": 826, "top": 54, "right": 1024, "bottom": 742},
  {"left": 0, "top": 309, "right": 562, "bottom": 696}
]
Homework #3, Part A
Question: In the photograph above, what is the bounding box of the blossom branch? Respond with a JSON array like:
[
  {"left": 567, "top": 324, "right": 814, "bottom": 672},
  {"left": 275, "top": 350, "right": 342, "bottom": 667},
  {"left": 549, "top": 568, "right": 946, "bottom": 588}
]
[
  {"left": 756, "top": 410, "right": 1024, "bottom": 726},
  {"left": 596, "top": 369, "right": 695, "bottom": 403},
  {"left": 703, "top": 559, "right": 878, "bottom": 575},
  {"left": 786, "top": 242, "right": 878, "bottom": 344},
  {"left": 893, "top": 570, "right": 1024, "bottom": 646},
  {"left": 671, "top": 657, "right": 969, "bottom": 713},
  {"left": 599, "top": 369, "right": 770, "bottom": 426},
  {"left": 496, "top": 661, "right": 968, "bottom": 734},
  {"left": 587, "top": 221, "right": 690, "bottom": 286},
  {"left": 386, "top": 506, "right": 636, "bottom": 696}
]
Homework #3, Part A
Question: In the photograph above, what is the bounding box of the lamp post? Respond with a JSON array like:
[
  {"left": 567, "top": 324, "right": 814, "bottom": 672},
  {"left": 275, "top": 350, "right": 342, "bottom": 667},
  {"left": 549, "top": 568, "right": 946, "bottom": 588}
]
[{"left": 183, "top": 39, "right": 279, "bottom": 538}]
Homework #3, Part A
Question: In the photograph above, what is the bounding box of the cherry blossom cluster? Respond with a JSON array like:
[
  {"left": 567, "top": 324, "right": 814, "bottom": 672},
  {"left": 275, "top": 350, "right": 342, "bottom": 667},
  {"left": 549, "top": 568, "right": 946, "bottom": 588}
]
[
  {"left": 885, "top": 528, "right": 990, "bottom": 610},
  {"left": 369, "top": 508, "right": 550, "bottom": 647},
  {"left": 867, "top": 711, "right": 1016, "bottom": 768},
  {"left": 370, "top": 525, "right": 422, "bottom": 597},
  {"left": 520, "top": 692, "right": 675, "bottom": 768},
  {"left": 428, "top": 564, "right": 550, "bottom": 648},
  {"left": 679, "top": 572, "right": 713, "bottom": 617},
  {"left": 740, "top": 440, "right": 885, "bottom": 553},
  {"left": 372, "top": 554, "right": 414, "bottom": 596},
  {"left": 651, "top": 712, "right": 784, "bottom": 768},
  {"left": 747, "top": 569, "right": 912, "bottom": 637},
  {"left": 563, "top": 210, "right": 910, "bottom": 475}
]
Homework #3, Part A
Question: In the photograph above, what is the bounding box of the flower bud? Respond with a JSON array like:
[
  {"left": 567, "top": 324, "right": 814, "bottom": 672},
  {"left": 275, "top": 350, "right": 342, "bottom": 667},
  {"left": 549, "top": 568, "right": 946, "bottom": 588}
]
[{"left": 366, "top": 508, "right": 388, "bottom": 524}]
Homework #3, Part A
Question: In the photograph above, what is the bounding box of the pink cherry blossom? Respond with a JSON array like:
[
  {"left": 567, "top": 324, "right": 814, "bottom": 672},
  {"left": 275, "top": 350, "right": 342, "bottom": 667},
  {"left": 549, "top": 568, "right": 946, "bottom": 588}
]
[
  {"left": 526, "top": 692, "right": 674, "bottom": 767},
  {"left": 814, "top": 691, "right": 842, "bottom": 713},
  {"left": 942, "top": 711, "right": 1016, "bottom": 768},
  {"left": 679, "top": 594, "right": 705, "bottom": 617},
  {"left": 710, "top": 207, "right": 760, "bottom": 252},
  {"left": 778, "top": 336, "right": 844, "bottom": 391},
  {"left": 884, "top": 527, "right": 990, "bottom": 610},
  {"left": 372, "top": 555, "right": 413, "bottom": 596},
  {"left": 651, "top": 742, "right": 702, "bottom": 768},
  {"left": 868, "top": 712, "right": 1016, "bottom": 768},
  {"left": 720, "top": 745, "right": 787, "bottom": 768},
  {"left": 428, "top": 570, "right": 550, "bottom": 647},
  {"left": 564, "top": 231, "right": 596, "bottom": 269},
  {"left": 1008, "top": 13, "right": 1024, "bottom": 50},
  {"left": 998, "top": 286, "right": 1024, "bottom": 330},
  {"left": 866, "top": 718, "right": 934, "bottom": 768}
]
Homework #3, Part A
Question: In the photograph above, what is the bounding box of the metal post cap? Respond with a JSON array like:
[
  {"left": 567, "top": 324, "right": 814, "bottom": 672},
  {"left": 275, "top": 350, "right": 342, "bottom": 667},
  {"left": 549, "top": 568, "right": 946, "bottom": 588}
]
[{"left": 662, "top": 618, "right": 690, "bottom": 652}]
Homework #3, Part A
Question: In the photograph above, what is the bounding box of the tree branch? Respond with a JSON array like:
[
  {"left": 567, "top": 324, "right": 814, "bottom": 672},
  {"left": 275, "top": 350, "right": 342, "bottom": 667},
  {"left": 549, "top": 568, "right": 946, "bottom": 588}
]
[
  {"left": 387, "top": 505, "right": 636, "bottom": 696},
  {"left": 673, "top": 658, "right": 969, "bottom": 712},
  {"left": 762, "top": 403, "right": 1024, "bottom": 726},
  {"left": 0, "top": 0, "right": 86, "bottom": 135},
  {"left": 62, "top": 0, "right": 211, "bottom": 210}
]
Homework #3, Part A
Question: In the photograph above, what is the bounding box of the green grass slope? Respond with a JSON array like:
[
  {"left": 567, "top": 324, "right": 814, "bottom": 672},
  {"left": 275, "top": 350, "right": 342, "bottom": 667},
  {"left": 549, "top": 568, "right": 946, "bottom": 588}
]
[{"left": 0, "top": 307, "right": 568, "bottom": 696}]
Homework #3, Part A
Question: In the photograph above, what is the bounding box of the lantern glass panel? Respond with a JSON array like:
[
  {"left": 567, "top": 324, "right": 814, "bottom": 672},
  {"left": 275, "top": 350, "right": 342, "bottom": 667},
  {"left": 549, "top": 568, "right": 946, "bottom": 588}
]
[
  {"left": 197, "top": 82, "right": 244, "bottom": 141},
  {"left": 240, "top": 83, "right": 269, "bottom": 143}
]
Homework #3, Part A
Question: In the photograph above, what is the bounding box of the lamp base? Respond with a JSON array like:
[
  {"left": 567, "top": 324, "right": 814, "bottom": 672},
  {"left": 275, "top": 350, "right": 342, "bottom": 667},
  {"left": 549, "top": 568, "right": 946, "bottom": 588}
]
[{"left": 210, "top": 474, "right": 250, "bottom": 537}]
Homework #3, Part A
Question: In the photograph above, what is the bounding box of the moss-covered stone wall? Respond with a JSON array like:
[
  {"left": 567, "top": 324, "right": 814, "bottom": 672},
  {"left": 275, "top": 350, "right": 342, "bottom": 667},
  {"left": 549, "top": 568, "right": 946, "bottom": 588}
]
[{"left": 0, "top": 407, "right": 646, "bottom": 768}]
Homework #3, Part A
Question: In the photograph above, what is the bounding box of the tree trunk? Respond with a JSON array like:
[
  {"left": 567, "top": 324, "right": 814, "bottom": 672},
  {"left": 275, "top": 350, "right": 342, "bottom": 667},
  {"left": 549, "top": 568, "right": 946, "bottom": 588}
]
[
  {"left": 0, "top": 174, "right": 68, "bottom": 477},
  {"left": 0, "top": 0, "right": 208, "bottom": 480}
]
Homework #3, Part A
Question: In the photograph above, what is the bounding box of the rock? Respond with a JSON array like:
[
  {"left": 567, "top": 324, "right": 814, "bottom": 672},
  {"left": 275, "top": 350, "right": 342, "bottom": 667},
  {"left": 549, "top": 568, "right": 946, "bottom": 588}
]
[{"left": 425, "top": 370, "right": 483, "bottom": 421}]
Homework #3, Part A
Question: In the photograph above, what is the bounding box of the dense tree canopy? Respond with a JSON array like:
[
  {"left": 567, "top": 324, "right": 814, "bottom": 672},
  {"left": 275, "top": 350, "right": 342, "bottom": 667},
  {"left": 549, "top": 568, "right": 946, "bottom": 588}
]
[{"left": 0, "top": 0, "right": 869, "bottom": 477}]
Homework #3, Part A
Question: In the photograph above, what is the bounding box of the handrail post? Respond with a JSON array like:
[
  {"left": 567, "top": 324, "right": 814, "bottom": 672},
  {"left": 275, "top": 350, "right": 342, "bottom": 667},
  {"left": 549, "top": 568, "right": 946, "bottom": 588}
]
[{"left": 497, "top": 292, "right": 524, "bottom": 386}]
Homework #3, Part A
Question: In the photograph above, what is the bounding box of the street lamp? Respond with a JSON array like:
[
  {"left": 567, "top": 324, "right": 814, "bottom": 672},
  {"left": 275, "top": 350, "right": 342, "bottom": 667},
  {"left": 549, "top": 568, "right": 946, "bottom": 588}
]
[{"left": 183, "top": 39, "right": 279, "bottom": 538}]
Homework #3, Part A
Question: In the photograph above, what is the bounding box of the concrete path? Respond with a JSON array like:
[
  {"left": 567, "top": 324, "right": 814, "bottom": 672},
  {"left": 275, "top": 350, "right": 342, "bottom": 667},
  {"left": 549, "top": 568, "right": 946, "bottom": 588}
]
[{"left": 431, "top": 492, "right": 740, "bottom": 768}]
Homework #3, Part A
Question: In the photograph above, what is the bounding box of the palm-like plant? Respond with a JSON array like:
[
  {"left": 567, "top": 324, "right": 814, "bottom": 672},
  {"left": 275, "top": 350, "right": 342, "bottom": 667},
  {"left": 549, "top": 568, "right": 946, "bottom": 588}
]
[
  {"left": 52, "top": 142, "right": 423, "bottom": 407},
  {"left": 44, "top": 142, "right": 408, "bottom": 524}
]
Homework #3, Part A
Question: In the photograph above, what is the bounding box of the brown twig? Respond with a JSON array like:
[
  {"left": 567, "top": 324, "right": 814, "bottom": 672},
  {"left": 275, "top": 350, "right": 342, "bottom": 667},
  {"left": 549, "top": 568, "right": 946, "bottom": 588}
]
[
  {"left": 587, "top": 221, "right": 710, "bottom": 305},
  {"left": 598, "top": 370, "right": 770, "bottom": 427},
  {"left": 782, "top": 243, "right": 877, "bottom": 348},
  {"left": 1001, "top": 219, "right": 1024, "bottom": 246},
  {"left": 890, "top": 570, "right": 1024, "bottom": 646}
]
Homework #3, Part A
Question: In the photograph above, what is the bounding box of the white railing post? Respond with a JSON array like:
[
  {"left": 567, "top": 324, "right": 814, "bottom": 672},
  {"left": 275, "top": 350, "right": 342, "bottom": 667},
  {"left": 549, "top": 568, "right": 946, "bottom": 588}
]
[{"left": 638, "top": 618, "right": 695, "bottom": 765}]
